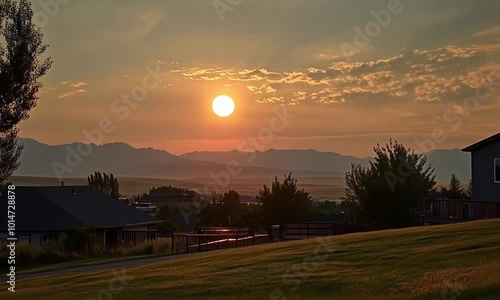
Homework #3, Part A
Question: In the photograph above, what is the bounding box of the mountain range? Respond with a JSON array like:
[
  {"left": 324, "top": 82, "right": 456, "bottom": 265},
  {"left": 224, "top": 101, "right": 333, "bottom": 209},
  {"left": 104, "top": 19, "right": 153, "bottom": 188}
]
[{"left": 14, "top": 137, "right": 471, "bottom": 183}]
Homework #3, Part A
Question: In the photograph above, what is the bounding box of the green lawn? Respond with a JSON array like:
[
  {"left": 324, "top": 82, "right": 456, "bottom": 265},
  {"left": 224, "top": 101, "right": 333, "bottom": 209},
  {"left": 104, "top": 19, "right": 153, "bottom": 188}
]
[{"left": 4, "top": 219, "right": 500, "bottom": 299}]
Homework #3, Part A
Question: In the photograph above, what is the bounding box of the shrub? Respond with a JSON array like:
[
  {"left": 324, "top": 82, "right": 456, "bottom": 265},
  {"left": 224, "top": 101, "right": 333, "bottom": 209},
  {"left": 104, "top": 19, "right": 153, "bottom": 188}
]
[{"left": 64, "top": 226, "right": 98, "bottom": 254}]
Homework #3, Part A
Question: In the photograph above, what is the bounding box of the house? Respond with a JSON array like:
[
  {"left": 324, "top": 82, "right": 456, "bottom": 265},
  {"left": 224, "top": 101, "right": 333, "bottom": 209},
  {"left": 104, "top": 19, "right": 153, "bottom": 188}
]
[
  {"left": 419, "top": 133, "right": 500, "bottom": 225},
  {"left": 0, "top": 186, "right": 162, "bottom": 246},
  {"left": 462, "top": 132, "right": 500, "bottom": 202}
]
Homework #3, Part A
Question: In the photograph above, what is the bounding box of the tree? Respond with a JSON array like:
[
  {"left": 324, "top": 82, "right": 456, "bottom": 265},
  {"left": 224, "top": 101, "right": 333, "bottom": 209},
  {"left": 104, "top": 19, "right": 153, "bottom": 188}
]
[
  {"left": 440, "top": 173, "right": 467, "bottom": 199},
  {"left": 87, "top": 171, "right": 120, "bottom": 198},
  {"left": 341, "top": 140, "right": 436, "bottom": 228},
  {"left": 221, "top": 190, "right": 240, "bottom": 225},
  {"left": 233, "top": 203, "right": 263, "bottom": 230},
  {"left": 64, "top": 226, "right": 97, "bottom": 254},
  {"left": 466, "top": 179, "right": 472, "bottom": 200},
  {"left": 157, "top": 205, "right": 178, "bottom": 232},
  {"left": 258, "top": 173, "right": 313, "bottom": 228},
  {"left": 0, "top": 0, "right": 52, "bottom": 183},
  {"left": 158, "top": 204, "right": 170, "bottom": 221}
]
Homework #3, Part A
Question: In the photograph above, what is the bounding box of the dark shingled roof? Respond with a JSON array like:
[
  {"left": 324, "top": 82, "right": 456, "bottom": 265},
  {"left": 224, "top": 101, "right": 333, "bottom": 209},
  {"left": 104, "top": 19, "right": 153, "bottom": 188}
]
[
  {"left": 0, "top": 186, "right": 161, "bottom": 232},
  {"left": 462, "top": 132, "right": 500, "bottom": 152}
]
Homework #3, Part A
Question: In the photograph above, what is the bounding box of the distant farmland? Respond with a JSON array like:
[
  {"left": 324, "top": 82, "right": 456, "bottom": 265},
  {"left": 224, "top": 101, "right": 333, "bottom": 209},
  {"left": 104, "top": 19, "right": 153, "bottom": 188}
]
[{"left": 9, "top": 175, "right": 347, "bottom": 201}]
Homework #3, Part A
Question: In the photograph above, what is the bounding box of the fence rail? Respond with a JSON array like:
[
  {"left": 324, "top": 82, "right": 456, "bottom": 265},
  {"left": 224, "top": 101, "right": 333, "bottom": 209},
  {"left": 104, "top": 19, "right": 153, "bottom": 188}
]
[
  {"left": 419, "top": 198, "right": 500, "bottom": 221},
  {"left": 173, "top": 234, "right": 269, "bottom": 253},
  {"left": 279, "top": 223, "right": 364, "bottom": 241}
]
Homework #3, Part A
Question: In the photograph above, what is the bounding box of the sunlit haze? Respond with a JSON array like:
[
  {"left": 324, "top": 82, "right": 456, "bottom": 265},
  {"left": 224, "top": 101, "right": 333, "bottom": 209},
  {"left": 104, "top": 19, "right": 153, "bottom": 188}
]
[{"left": 17, "top": 0, "right": 500, "bottom": 156}]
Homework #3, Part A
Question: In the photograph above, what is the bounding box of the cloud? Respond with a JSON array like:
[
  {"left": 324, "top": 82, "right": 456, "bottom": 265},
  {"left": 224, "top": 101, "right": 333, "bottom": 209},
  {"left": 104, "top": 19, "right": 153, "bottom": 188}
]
[
  {"left": 69, "top": 82, "right": 88, "bottom": 88},
  {"left": 470, "top": 25, "right": 500, "bottom": 40},
  {"left": 59, "top": 89, "right": 87, "bottom": 98},
  {"left": 171, "top": 44, "right": 500, "bottom": 105}
]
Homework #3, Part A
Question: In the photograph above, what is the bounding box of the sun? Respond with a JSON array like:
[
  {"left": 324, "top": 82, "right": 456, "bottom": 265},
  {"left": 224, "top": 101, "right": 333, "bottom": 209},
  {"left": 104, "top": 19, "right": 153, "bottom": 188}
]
[{"left": 212, "top": 95, "right": 235, "bottom": 117}]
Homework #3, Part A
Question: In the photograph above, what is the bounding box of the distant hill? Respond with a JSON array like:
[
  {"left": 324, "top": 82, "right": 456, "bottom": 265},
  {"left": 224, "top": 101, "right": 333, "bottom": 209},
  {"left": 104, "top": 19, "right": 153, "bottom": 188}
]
[
  {"left": 425, "top": 149, "right": 471, "bottom": 183},
  {"left": 181, "top": 149, "right": 372, "bottom": 173},
  {"left": 182, "top": 148, "right": 471, "bottom": 183},
  {"left": 14, "top": 138, "right": 339, "bottom": 179},
  {"left": 13, "top": 138, "right": 471, "bottom": 182}
]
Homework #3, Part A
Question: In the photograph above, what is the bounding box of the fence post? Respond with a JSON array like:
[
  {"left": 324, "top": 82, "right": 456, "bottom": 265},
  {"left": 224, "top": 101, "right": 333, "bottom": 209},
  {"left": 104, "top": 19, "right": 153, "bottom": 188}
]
[
  {"left": 236, "top": 237, "right": 238, "bottom": 248},
  {"left": 186, "top": 236, "right": 189, "bottom": 253},
  {"left": 171, "top": 233, "right": 174, "bottom": 253},
  {"left": 198, "top": 236, "right": 202, "bottom": 252},
  {"left": 226, "top": 238, "right": 229, "bottom": 248},
  {"left": 307, "top": 223, "right": 310, "bottom": 239}
]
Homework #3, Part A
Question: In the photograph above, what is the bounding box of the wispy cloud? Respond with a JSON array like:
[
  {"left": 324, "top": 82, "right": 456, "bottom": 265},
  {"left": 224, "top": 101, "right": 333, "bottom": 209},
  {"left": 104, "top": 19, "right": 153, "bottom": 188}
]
[
  {"left": 171, "top": 44, "right": 500, "bottom": 105},
  {"left": 69, "top": 82, "right": 88, "bottom": 88},
  {"left": 59, "top": 89, "right": 87, "bottom": 98}
]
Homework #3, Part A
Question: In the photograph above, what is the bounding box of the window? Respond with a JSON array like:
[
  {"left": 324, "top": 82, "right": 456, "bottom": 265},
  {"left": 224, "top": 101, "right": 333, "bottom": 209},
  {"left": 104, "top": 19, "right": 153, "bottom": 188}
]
[{"left": 495, "top": 158, "right": 500, "bottom": 183}]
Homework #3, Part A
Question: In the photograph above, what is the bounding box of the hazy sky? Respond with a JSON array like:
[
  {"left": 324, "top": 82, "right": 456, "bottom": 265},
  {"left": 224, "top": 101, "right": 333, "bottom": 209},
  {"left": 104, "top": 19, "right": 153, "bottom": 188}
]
[{"left": 17, "top": 0, "right": 500, "bottom": 156}]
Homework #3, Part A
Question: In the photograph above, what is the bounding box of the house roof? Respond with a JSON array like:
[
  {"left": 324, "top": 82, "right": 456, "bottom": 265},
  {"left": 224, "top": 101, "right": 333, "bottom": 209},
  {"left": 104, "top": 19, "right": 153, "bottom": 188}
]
[
  {"left": 0, "top": 186, "right": 161, "bottom": 232},
  {"left": 462, "top": 132, "right": 500, "bottom": 152}
]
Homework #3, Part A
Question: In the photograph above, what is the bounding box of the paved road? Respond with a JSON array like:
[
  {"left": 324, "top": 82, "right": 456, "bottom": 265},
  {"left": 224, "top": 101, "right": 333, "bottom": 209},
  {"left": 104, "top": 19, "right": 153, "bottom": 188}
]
[{"left": 18, "top": 249, "right": 230, "bottom": 281}]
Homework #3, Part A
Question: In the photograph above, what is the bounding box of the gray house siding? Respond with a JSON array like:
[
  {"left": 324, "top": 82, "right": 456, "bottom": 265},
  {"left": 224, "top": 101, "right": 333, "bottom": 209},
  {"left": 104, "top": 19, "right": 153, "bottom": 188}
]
[{"left": 468, "top": 138, "right": 500, "bottom": 202}]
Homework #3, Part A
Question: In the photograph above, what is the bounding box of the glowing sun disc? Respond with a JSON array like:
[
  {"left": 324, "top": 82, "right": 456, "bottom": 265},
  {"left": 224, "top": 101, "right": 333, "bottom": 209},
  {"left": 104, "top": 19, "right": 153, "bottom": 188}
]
[{"left": 212, "top": 95, "right": 235, "bottom": 117}]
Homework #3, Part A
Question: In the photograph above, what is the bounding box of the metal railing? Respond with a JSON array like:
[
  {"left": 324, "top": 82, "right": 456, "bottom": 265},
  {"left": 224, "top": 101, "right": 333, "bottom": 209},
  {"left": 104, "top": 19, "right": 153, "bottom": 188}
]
[
  {"left": 279, "top": 223, "right": 364, "bottom": 241},
  {"left": 172, "top": 233, "right": 269, "bottom": 253}
]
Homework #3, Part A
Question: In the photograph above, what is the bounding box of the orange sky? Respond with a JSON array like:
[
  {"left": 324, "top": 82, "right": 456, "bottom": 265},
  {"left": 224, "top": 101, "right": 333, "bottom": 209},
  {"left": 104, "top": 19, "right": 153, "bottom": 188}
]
[{"left": 17, "top": 0, "right": 500, "bottom": 157}]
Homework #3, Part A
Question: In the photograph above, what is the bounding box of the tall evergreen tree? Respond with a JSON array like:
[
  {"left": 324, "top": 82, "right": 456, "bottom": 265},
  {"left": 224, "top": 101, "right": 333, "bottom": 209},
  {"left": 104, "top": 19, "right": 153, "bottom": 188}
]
[
  {"left": 440, "top": 173, "right": 467, "bottom": 200},
  {"left": 87, "top": 171, "right": 120, "bottom": 198}
]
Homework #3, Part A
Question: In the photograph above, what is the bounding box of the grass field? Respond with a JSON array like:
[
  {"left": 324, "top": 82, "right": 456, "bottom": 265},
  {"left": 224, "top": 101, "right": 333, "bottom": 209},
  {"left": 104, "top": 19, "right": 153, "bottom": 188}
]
[
  {"left": 9, "top": 175, "right": 347, "bottom": 200},
  {"left": 15, "top": 253, "right": 170, "bottom": 275},
  {"left": 4, "top": 219, "right": 500, "bottom": 299}
]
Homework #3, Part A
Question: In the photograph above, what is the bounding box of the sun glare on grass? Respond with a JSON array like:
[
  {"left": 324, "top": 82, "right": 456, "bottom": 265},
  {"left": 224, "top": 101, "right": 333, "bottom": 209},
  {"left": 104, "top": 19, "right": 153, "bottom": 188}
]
[{"left": 212, "top": 95, "right": 235, "bottom": 117}]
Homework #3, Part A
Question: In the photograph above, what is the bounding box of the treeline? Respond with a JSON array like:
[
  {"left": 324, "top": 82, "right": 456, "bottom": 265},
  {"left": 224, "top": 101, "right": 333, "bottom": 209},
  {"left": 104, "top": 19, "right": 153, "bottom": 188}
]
[
  {"left": 132, "top": 185, "right": 190, "bottom": 203},
  {"left": 340, "top": 139, "right": 472, "bottom": 229},
  {"left": 197, "top": 173, "right": 314, "bottom": 230},
  {"left": 87, "top": 140, "right": 472, "bottom": 234}
]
